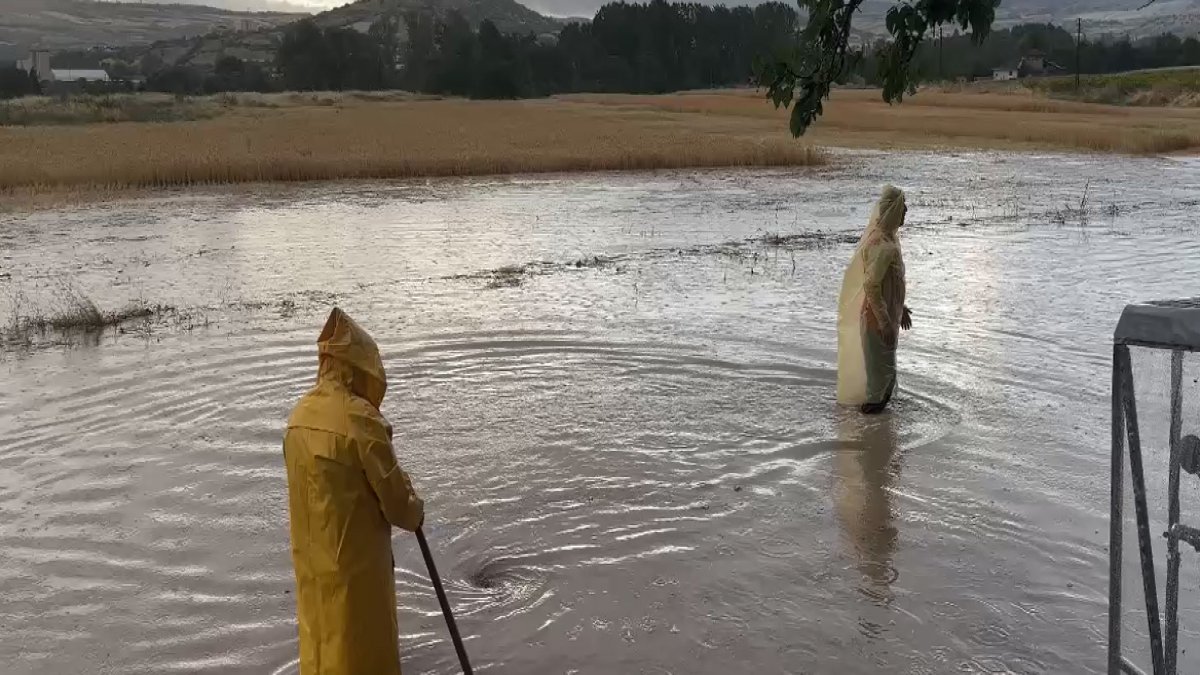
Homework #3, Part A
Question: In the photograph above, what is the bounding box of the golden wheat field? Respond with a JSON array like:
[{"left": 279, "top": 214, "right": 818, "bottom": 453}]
[
  {"left": 582, "top": 88, "right": 1200, "bottom": 154},
  {"left": 2, "top": 87, "right": 1200, "bottom": 196}
]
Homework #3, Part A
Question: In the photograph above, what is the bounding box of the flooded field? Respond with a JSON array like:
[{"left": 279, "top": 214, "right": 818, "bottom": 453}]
[{"left": 2, "top": 150, "right": 1200, "bottom": 674}]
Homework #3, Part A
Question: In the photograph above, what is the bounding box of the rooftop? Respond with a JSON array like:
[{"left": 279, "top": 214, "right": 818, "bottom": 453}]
[{"left": 51, "top": 69, "right": 110, "bottom": 82}]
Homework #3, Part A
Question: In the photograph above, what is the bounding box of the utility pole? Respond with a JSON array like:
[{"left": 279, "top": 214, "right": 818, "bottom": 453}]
[
  {"left": 1076, "top": 18, "right": 1082, "bottom": 93},
  {"left": 938, "top": 26, "right": 944, "bottom": 81}
]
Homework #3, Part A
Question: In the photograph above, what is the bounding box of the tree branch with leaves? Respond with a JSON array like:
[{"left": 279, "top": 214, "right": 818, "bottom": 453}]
[{"left": 756, "top": 0, "right": 1159, "bottom": 137}]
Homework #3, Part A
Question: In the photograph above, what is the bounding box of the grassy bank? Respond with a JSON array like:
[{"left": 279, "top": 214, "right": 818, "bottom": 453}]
[
  {"left": 1025, "top": 68, "right": 1200, "bottom": 107},
  {"left": 938, "top": 68, "right": 1200, "bottom": 107},
  {"left": 0, "top": 91, "right": 439, "bottom": 126},
  {"left": 2, "top": 88, "right": 1199, "bottom": 196}
]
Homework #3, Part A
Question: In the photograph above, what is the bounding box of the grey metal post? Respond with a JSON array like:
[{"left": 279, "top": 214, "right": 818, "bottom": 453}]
[
  {"left": 1110, "top": 345, "right": 1127, "bottom": 675},
  {"left": 1119, "top": 347, "right": 1167, "bottom": 675},
  {"left": 1164, "top": 350, "right": 1184, "bottom": 674}
]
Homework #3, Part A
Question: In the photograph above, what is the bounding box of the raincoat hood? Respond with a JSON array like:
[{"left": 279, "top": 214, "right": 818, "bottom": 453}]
[
  {"left": 285, "top": 308, "right": 424, "bottom": 675},
  {"left": 866, "top": 184, "right": 907, "bottom": 239},
  {"left": 317, "top": 307, "right": 387, "bottom": 410}
]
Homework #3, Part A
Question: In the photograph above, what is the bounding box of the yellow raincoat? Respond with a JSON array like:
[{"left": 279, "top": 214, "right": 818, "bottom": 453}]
[
  {"left": 284, "top": 308, "right": 425, "bottom": 675},
  {"left": 837, "top": 185, "right": 908, "bottom": 407}
]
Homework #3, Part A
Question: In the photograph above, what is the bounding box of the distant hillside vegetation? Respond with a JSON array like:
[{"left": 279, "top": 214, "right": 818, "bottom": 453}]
[
  {"left": 847, "top": 0, "right": 1200, "bottom": 38},
  {"left": 133, "top": 0, "right": 564, "bottom": 69},
  {"left": 0, "top": 0, "right": 303, "bottom": 60},
  {"left": 312, "top": 0, "right": 560, "bottom": 36}
]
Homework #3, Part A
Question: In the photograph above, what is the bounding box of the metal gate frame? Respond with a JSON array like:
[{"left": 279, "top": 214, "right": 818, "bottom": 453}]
[{"left": 1110, "top": 299, "right": 1200, "bottom": 675}]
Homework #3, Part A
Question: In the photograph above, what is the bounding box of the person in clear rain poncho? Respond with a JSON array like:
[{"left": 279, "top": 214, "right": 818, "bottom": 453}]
[{"left": 837, "top": 185, "right": 912, "bottom": 415}]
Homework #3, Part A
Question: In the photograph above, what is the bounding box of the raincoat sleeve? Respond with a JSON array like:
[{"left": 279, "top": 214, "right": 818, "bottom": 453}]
[
  {"left": 352, "top": 404, "right": 425, "bottom": 532},
  {"left": 863, "top": 245, "right": 897, "bottom": 335}
]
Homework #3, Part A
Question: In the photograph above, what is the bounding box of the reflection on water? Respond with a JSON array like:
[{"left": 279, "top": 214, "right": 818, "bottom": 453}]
[
  {"left": 836, "top": 411, "right": 900, "bottom": 604},
  {"left": 2, "top": 152, "right": 1200, "bottom": 674}
]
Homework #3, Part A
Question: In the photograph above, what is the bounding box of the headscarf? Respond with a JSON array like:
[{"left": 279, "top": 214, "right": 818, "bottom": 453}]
[{"left": 862, "top": 184, "right": 906, "bottom": 244}]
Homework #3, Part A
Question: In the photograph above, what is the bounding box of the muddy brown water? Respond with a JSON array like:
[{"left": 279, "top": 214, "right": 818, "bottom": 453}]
[{"left": 2, "top": 151, "right": 1200, "bottom": 674}]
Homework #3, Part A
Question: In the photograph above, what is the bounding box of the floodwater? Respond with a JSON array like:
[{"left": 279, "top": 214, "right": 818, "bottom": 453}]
[{"left": 2, "top": 151, "right": 1200, "bottom": 675}]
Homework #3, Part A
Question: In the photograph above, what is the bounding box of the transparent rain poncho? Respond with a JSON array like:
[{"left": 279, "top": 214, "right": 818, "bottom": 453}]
[{"left": 837, "top": 185, "right": 908, "bottom": 407}]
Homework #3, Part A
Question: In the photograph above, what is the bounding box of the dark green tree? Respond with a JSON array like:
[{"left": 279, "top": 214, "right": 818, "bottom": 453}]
[
  {"left": 140, "top": 52, "right": 165, "bottom": 77},
  {"left": 277, "top": 19, "right": 392, "bottom": 91},
  {"left": 207, "top": 55, "right": 272, "bottom": 93},
  {"left": 392, "top": 1, "right": 801, "bottom": 99},
  {"left": 215, "top": 55, "right": 245, "bottom": 79},
  {"left": 0, "top": 67, "right": 38, "bottom": 99},
  {"left": 368, "top": 13, "right": 404, "bottom": 88},
  {"left": 474, "top": 20, "right": 526, "bottom": 98},
  {"left": 106, "top": 59, "right": 137, "bottom": 80},
  {"left": 146, "top": 66, "right": 206, "bottom": 95},
  {"left": 277, "top": 20, "right": 332, "bottom": 90},
  {"left": 401, "top": 11, "right": 439, "bottom": 91},
  {"left": 1184, "top": 37, "right": 1200, "bottom": 66},
  {"left": 433, "top": 11, "right": 478, "bottom": 96}
]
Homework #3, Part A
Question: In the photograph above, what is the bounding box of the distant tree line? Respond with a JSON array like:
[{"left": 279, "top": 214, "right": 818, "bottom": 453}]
[
  {"left": 275, "top": 16, "right": 401, "bottom": 92},
  {"left": 0, "top": 68, "right": 41, "bottom": 99},
  {"left": 256, "top": 14, "right": 1200, "bottom": 98},
  {"left": 146, "top": 54, "right": 274, "bottom": 94},
  {"left": 7, "top": 5, "right": 1200, "bottom": 101},
  {"left": 272, "top": 1, "right": 801, "bottom": 98}
]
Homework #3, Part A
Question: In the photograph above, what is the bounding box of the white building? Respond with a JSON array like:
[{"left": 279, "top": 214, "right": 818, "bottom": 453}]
[
  {"left": 992, "top": 66, "right": 1019, "bottom": 81},
  {"left": 14, "top": 50, "right": 113, "bottom": 85},
  {"left": 16, "top": 50, "right": 51, "bottom": 78},
  {"left": 49, "top": 69, "right": 111, "bottom": 83}
]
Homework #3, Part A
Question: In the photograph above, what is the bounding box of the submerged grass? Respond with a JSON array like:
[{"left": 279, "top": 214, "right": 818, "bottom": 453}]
[
  {"left": 4, "top": 282, "right": 174, "bottom": 344},
  {"left": 453, "top": 229, "right": 857, "bottom": 289},
  {"left": 485, "top": 264, "right": 532, "bottom": 289}
]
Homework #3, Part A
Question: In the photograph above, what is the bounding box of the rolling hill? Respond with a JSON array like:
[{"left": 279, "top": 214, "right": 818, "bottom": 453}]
[
  {"left": 850, "top": 0, "right": 1200, "bottom": 39},
  {"left": 100, "top": 0, "right": 313, "bottom": 10},
  {"left": 509, "top": 0, "right": 1200, "bottom": 38},
  {"left": 308, "top": 0, "right": 560, "bottom": 35},
  {"left": 0, "top": 0, "right": 304, "bottom": 60},
  {"left": 8, "top": 0, "right": 1196, "bottom": 71},
  {"left": 135, "top": 0, "right": 564, "bottom": 69}
]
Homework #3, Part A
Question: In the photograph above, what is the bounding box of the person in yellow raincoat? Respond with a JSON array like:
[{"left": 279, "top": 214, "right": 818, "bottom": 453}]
[
  {"left": 284, "top": 307, "right": 425, "bottom": 675},
  {"left": 837, "top": 185, "right": 912, "bottom": 415}
]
